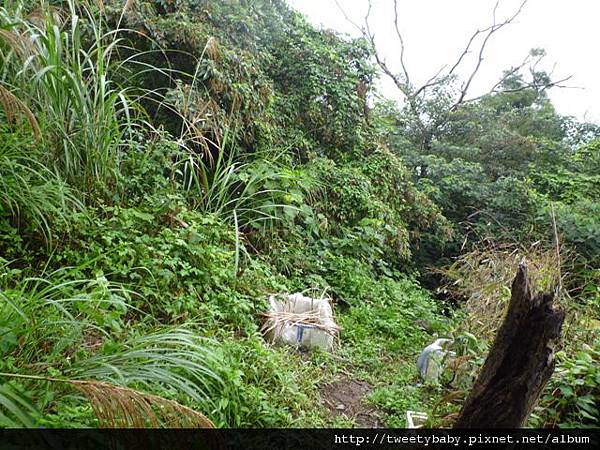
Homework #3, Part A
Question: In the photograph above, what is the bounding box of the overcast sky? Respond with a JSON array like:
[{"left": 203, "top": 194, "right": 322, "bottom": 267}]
[{"left": 287, "top": 0, "right": 599, "bottom": 123}]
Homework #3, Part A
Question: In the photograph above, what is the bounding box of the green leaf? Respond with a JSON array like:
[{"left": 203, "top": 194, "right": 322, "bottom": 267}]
[
  {"left": 0, "top": 383, "right": 38, "bottom": 427},
  {"left": 559, "top": 385, "right": 574, "bottom": 397}
]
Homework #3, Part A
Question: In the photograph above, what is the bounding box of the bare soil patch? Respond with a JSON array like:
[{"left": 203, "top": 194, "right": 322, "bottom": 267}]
[{"left": 320, "top": 377, "right": 384, "bottom": 427}]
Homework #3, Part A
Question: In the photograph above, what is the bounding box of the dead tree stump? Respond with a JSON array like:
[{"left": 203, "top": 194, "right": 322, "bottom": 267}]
[{"left": 454, "top": 263, "right": 565, "bottom": 428}]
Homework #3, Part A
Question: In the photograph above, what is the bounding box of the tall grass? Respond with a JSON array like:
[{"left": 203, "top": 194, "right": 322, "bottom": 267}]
[
  {"left": 1, "top": 0, "right": 291, "bottom": 228},
  {"left": 0, "top": 261, "right": 225, "bottom": 427},
  {"left": 0, "top": 0, "right": 141, "bottom": 198},
  {"left": 0, "top": 126, "right": 76, "bottom": 241},
  {"left": 0, "top": 382, "right": 39, "bottom": 427},
  {"left": 148, "top": 36, "right": 294, "bottom": 231},
  {"left": 178, "top": 143, "right": 292, "bottom": 230}
]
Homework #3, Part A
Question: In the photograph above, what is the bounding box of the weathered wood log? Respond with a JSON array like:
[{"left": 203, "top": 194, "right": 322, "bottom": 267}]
[{"left": 454, "top": 263, "right": 565, "bottom": 428}]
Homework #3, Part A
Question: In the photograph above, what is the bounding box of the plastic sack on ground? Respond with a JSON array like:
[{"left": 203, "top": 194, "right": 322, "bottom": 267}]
[
  {"left": 261, "top": 293, "right": 339, "bottom": 352},
  {"left": 416, "top": 338, "right": 455, "bottom": 381}
]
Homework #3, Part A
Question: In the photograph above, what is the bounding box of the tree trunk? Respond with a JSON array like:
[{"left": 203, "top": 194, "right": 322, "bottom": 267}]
[{"left": 454, "top": 263, "right": 565, "bottom": 428}]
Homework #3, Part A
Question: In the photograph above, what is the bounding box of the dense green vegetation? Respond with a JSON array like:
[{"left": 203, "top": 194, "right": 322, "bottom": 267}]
[{"left": 0, "top": 0, "right": 598, "bottom": 428}]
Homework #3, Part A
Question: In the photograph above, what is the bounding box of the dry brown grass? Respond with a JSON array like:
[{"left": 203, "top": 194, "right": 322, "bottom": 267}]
[
  {"left": 0, "top": 29, "right": 28, "bottom": 57},
  {"left": 122, "top": 0, "right": 135, "bottom": 14},
  {"left": 261, "top": 310, "right": 341, "bottom": 339},
  {"left": 0, "top": 28, "right": 40, "bottom": 140},
  {"left": 0, "top": 372, "right": 214, "bottom": 428},
  {"left": 438, "top": 242, "right": 570, "bottom": 341},
  {"left": 205, "top": 36, "right": 221, "bottom": 61},
  {"left": 0, "top": 85, "right": 41, "bottom": 141},
  {"left": 70, "top": 380, "right": 214, "bottom": 428}
]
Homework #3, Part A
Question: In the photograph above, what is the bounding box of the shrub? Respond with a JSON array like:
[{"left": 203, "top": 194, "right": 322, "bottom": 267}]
[{"left": 532, "top": 338, "right": 600, "bottom": 428}]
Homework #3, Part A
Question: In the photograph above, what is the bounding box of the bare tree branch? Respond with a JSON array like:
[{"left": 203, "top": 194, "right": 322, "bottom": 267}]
[
  {"left": 392, "top": 0, "right": 410, "bottom": 86},
  {"left": 333, "top": 0, "right": 365, "bottom": 36},
  {"left": 335, "top": 0, "right": 406, "bottom": 92},
  {"left": 413, "top": 64, "right": 448, "bottom": 97},
  {"left": 455, "top": 74, "right": 576, "bottom": 108},
  {"left": 447, "top": 24, "right": 494, "bottom": 78},
  {"left": 489, "top": 51, "right": 534, "bottom": 91},
  {"left": 334, "top": 0, "right": 574, "bottom": 150},
  {"left": 454, "top": 0, "right": 528, "bottom": 107},
  {"left": 341, "top": 0, "right": 433, "bottom": 140}
]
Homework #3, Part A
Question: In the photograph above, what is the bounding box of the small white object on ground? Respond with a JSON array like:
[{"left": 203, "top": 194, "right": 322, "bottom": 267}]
[{"left": 406, "top": 410, "right": 428, "bottom": 428}]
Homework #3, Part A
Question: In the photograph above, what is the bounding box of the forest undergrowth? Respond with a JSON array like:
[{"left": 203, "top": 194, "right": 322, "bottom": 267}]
[{"left": 0, "top": 0, "right": 598, "bottom": 429}]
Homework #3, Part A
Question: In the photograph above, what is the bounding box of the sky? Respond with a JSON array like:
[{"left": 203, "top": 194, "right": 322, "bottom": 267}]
[{"left": 287, "top": 0, "right": 600, "bottom": 123}]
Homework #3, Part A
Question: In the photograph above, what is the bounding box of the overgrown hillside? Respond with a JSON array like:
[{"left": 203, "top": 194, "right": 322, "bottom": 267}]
[{"left": 0, "top": 0, "right": 598, "bottom": 428}]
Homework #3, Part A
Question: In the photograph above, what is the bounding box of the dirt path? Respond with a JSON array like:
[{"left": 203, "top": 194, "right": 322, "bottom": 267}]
[{"left": 320, "top": 377, "right": 384, "bottom": 427}]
